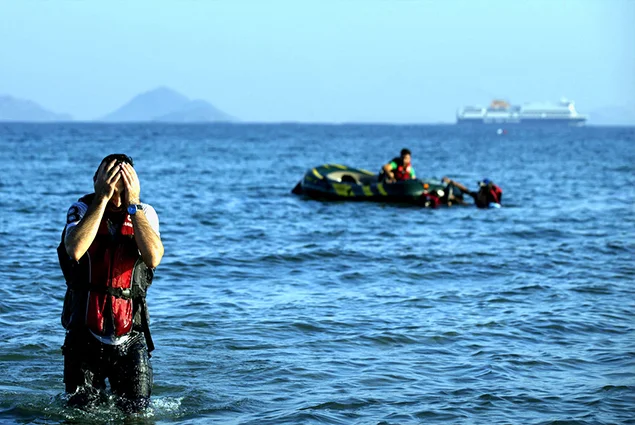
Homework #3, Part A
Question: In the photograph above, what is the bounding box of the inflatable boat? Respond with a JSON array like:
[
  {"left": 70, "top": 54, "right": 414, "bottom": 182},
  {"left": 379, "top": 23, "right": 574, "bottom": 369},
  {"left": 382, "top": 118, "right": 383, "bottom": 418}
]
[{"left": 292, "top": 164, "right": 461, "bottom": 207}]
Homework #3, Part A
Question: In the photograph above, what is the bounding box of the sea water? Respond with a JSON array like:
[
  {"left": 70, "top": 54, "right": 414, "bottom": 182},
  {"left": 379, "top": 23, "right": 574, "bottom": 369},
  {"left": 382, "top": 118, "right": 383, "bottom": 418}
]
[{"left": 0, "top": 123, "right": 633, "bottom": 424}]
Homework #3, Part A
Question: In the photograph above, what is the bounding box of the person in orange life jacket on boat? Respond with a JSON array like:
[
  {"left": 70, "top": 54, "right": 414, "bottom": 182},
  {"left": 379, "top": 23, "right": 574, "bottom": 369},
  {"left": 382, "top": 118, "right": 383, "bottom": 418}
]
[
  {"left": 442, "top": 176, "right": 503, "bottom": 208},
  {"left": 58, "top": 154, "right": 164, "bottom": 412},
  {"left": 381, "top": 148, "right": 416, "bottom": 183}
]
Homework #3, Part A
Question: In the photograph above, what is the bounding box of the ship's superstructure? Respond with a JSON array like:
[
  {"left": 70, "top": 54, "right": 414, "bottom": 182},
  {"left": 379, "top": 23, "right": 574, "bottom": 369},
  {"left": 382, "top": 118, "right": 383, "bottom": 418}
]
[{"left": 457, "top": 98, "right": 587, "bottom": 125}]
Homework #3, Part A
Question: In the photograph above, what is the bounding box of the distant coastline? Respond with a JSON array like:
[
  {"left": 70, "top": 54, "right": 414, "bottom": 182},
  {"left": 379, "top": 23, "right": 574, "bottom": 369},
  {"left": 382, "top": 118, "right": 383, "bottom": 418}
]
[
  {"left": 0, "top": 87, "right": 234, "bottom": 124},
  {"left": 1, "top": 89, "right": 634, "bottom": 125},
  {"left": 2, "top": 121, "right": 634, "bottom": 128},
  {"left": 0, "top": 95, "right": 72, "bottom": 122}
]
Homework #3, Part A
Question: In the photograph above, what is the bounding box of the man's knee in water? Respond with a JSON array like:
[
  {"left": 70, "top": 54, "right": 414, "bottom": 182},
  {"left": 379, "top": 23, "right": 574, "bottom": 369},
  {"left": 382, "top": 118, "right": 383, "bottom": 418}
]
[
  {"left": 67, "top": 384, "right": 106, "bottom": 409},
  {"left": 62, "top": 332, "right": 108, "bottom": 408},
  {"left": 111, "top": 337, "right": 153, "bottom": 412}
]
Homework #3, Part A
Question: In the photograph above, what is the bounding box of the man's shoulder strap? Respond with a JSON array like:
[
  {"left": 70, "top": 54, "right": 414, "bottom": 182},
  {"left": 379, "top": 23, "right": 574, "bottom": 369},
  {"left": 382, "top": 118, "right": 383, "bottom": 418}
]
[
  {"left": 57, "top": 227, "right": 74, "bottom": 283},
  {"left": 78, "top": 193, "right": 95, "bottom": 205}
]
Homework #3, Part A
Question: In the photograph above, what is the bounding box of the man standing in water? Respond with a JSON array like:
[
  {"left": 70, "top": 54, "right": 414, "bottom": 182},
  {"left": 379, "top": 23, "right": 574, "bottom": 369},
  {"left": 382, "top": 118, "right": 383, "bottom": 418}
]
[{"left": 57, "top": 154, "right": 163, "bottom": 412}]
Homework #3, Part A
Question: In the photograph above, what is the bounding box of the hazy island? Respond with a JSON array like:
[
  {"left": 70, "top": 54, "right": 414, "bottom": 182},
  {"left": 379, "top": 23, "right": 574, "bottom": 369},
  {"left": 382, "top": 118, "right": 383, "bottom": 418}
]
[
  {"left": 0, "top": 95, "right": 72, "bottom": 122},
  {"left": 102, "top": 87, "right": 235, "bottom": 123},
  {"left": 0, "top": 87, "right": 234, "bottom": 123}
]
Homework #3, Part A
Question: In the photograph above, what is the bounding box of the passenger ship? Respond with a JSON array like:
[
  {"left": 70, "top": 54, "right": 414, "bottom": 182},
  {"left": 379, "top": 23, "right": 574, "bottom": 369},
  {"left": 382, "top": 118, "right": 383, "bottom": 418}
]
[{"left": 457, "top": 98, "right": 587, "bottom": 125}]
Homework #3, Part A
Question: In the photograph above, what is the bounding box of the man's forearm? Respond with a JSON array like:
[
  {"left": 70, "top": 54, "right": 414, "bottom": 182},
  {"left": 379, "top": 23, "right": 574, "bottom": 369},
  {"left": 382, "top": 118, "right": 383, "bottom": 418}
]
[
  {"left": 65, "top": 196, "right": 109, "bottom": 261},
  {"left": 132, "top": 212, "right": 164, "bottom": 268},
  {"left": 449, "top": 179, "right": 469, "bottom": 194},
  {"left": 383, "top": 164, "right": 395, "bottom": 179}
]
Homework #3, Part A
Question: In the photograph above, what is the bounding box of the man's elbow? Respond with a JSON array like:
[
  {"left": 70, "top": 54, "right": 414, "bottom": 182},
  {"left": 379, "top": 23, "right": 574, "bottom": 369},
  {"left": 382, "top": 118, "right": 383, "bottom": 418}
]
[
  {"left": 65, "top": 244, "right": 83, "bottom": 262},
  {"left": 145, "top": 258, "right": 162, "bottom": 269},
  {"left": 144, "top": 248, "right": 164, "bottom": 269}
]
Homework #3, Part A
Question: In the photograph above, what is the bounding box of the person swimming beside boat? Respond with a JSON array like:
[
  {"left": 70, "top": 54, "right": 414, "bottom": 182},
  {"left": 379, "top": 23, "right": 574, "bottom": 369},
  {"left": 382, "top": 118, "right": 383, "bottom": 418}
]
[
  {"left": 381, "top": 148, "right": 416, "bottom": 182},
  {"left": 442, "top": 177, "right": 503, "bottom": 208}
]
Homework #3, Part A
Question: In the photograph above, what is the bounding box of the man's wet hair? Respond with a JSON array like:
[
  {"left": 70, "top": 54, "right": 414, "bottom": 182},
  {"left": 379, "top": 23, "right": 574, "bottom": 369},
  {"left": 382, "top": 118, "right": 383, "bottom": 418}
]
[
  {"left": 400, "top": 148, "right": 411, "bottom": 157},
  {"left": 94, "top": 154, "right": 134, "bottom": 180}
]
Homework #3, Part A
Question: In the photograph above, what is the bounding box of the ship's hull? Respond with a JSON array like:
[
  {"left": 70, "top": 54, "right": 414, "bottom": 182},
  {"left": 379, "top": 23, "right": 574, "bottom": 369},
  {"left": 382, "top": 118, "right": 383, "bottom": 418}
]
[{"left": 457, "top": 117, "right": 586, "bottom": 126}]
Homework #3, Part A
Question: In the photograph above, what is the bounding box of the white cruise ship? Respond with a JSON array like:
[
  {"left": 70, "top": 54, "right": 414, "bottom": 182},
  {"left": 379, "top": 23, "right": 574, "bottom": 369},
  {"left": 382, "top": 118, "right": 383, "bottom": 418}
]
[{"left": 457, "top": 98, "right": 587, "bottom": 125}]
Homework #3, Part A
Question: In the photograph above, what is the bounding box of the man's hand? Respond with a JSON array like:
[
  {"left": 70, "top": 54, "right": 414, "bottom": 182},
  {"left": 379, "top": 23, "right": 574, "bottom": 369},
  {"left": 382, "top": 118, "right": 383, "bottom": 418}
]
[
  {"left": 120, "top": 163, "right": 141, "bottom": 205},
  {"left": 382, "top": 163, "right": 396, "bottom": 183},
  {"left": 94, "top": 159, "right": 121, "bottom": 201}
]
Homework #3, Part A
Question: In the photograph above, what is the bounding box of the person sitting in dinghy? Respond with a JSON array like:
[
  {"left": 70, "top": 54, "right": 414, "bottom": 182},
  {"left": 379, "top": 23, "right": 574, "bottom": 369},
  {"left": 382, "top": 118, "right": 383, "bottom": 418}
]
[
  {"left": 442, "top": 177, "right": 503, "bottom": 208},
  {"left": 381, "top": 148, "right": 416, "bottom": 183}
]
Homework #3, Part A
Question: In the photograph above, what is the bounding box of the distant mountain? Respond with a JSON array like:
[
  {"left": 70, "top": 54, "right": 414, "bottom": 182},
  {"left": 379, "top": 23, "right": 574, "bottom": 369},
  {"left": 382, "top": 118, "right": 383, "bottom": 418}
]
[
  {"left": 154, "top": 99, "right": 233, "bottom": 123},
  {"left": 102, "top": 87, "right": 234, "bottom": 122},
  {"left": 588, "top": 106, "right": 635, "bottom": 126},
  {"left": 0, "top": 95, "right": 72, "bottom": 122}
]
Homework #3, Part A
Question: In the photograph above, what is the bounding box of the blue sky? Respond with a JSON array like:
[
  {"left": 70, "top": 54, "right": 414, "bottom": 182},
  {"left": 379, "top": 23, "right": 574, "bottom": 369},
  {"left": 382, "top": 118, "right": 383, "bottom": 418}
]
[{"left": 0, "top": 0, "right": 633, "bottom": 122}]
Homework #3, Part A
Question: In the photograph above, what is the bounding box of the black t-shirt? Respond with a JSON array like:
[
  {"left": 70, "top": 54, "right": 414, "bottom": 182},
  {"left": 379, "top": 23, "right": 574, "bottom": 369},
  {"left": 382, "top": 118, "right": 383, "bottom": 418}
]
[
  {"left": 469, "top": 188, "right": 502, "bottom": 208},
  {"left": 467, "top": 191, "right": 488, "bottom": 208}
]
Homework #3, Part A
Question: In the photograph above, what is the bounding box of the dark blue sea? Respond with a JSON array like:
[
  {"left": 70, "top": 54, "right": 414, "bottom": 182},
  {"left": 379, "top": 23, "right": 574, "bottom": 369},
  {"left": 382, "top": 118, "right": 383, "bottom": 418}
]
[{"left": 0, "top": 123, "right": 633, "bottom": 425}]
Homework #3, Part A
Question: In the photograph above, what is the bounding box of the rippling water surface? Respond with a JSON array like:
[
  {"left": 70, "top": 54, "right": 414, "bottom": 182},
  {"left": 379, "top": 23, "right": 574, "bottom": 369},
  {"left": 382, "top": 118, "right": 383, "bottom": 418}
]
[{"left": 0, "top": 123, "right": 634, "bottom": 424}]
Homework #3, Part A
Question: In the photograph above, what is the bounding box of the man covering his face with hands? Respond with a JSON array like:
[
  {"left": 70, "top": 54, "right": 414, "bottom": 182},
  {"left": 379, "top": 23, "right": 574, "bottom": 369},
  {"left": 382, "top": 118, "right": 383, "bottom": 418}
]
[{"left": 58, "top": 154, "right": 163, "bottom": 412}]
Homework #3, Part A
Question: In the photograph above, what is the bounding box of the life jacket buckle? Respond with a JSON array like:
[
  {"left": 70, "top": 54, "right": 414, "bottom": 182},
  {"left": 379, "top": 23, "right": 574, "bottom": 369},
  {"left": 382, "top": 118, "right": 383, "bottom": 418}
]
[{"left": 108, "top": 287, "right": 132, "bottom": 299}]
